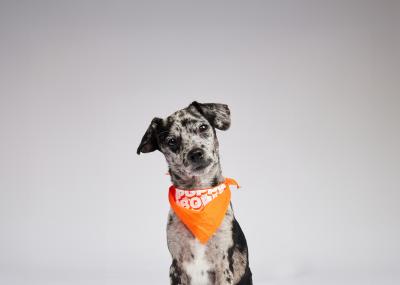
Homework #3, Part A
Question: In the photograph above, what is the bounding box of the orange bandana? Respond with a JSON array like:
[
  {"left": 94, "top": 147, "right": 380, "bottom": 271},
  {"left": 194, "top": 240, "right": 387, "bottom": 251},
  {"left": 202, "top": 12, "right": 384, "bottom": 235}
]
[{"left": 168, "top": 178, "right": 239, "bottom": 244}]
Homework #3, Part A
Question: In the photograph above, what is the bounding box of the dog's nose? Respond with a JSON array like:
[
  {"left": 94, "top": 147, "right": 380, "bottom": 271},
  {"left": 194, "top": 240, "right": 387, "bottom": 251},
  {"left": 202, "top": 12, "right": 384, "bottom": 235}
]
[{"left": 188, "top": 148, "right": 204, "bottom": 163}]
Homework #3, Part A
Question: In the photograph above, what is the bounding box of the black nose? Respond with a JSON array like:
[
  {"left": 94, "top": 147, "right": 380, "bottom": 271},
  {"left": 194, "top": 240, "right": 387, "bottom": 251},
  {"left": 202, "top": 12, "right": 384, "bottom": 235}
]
[{"left": 187, "top": 148, "right": 204, "bottom": 163}]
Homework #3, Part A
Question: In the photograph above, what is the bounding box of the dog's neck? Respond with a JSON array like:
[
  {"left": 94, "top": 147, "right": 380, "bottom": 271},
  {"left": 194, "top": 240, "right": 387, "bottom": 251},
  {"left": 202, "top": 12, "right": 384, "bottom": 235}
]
[{"left": 169, "top": 162, "right": 224, "bottom": 189}]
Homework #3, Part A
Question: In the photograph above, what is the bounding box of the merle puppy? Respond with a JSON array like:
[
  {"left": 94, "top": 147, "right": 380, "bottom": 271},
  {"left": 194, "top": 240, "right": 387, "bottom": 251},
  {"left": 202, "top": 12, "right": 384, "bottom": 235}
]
[{"left": 137, "top": 101, "right": 252, "bottom": 285}]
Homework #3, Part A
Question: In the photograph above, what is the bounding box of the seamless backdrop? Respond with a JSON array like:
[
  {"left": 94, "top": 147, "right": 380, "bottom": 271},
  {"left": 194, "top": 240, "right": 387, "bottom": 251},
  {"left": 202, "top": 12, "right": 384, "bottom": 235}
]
[{"left": 0, "top": 1, "right": 399, "bottom": 284}]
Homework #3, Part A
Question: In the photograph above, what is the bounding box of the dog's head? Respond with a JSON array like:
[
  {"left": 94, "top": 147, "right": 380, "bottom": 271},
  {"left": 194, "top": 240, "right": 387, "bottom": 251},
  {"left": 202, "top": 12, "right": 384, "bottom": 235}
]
[{"left": 137, "top": 101, "right": 231, "bottom": 177}]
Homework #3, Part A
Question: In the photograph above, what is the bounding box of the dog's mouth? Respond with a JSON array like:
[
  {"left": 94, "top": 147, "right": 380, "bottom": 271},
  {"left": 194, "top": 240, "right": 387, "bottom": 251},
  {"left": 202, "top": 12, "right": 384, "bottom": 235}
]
[{"left": 191, "top": 159, "right": 212, "bottom": 172}]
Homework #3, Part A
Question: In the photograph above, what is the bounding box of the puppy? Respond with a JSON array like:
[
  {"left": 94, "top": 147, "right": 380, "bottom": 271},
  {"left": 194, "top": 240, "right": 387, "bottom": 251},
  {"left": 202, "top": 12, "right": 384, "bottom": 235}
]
[{"left": 137, "top": 101, "right": 252, "bottom": 285}]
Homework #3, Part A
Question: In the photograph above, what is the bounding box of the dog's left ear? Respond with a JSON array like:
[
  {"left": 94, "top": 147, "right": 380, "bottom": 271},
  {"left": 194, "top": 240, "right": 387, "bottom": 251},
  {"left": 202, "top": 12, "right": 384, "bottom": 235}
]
[
  {"left": 137, "top": 117, "right": 162, "bottom": 155},
  {"left": 189, "top": 101, "right": 231, "bottom": 130}
]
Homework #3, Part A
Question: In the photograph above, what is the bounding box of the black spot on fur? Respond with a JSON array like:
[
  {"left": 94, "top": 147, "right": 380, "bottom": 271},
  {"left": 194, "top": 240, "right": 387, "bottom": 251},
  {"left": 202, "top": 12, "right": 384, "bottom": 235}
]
[
  {"left": 188, "top": 127, "right": 197, "bottom": 134},
  {"left": 167, "top": 215, "right": 173, "bottom": 226},
  {"left": 227, "top": 244, "right": 234, "bottom": 274},
  {"left": 181, "top": 118, "right": 198, "bottom": 128},
  {"left": 181, "top": 118, "right": 189, "bottom": 127},
  {"left": 170, "top": 259, "right": 184, "bottom": 285},
  {"left": 212, "top": 176, "right": 219, "bottom": 187},
  {"left": 207, "top": 270, "right": 216, "bottom": 284}
]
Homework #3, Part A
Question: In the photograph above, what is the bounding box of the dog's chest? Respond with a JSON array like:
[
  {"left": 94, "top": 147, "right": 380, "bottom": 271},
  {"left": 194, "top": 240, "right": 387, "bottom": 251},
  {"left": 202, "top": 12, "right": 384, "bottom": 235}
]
[
  {"left": 183, "top": 241, "right": 211, "bottom": 284},
  {"left": 167, "top": 207, "right": 235, "bottom": 284}
]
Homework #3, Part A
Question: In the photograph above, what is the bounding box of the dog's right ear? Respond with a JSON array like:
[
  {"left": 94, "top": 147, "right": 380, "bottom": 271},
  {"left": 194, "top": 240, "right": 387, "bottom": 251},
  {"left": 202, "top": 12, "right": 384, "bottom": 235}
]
[{"left": 137, "top": 117, "right": 162, "bottom": 155}]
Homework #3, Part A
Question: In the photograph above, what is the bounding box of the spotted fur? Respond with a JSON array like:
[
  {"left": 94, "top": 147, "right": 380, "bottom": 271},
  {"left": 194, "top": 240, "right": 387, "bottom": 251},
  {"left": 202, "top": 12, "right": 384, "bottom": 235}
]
[{"left": 138, "top": 101, "right": 252, "bottom": 284}]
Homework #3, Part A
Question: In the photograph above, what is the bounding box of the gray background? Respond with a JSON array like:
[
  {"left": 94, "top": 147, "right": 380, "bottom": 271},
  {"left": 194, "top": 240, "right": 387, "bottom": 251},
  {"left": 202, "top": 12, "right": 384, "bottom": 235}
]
[{"left": 1, "top": 0, "right": 399, "bottom": 284}]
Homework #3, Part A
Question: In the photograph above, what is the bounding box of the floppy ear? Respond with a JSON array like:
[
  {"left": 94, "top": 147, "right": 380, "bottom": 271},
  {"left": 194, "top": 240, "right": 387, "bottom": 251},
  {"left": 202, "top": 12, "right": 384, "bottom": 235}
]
[
  {"left": 137, "top": 117, "right": 162, "bottom": 155},
  {"left": 190, "top": 101, "right": 231, "bottom": 130}
]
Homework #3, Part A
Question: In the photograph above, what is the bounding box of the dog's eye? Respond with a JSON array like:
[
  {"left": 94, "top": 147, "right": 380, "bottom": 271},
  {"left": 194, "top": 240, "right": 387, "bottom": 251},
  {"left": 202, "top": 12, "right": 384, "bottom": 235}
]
[
  {"left": 199, "top": 124, "right": 208, "bottom": 132},
  {"left": 166, "top": 137, "right": 177, "bottom": 147}
]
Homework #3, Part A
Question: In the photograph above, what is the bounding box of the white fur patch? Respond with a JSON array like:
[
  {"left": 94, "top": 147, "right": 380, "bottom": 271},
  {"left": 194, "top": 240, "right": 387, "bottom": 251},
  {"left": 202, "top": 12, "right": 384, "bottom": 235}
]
[{"left": 183, "top": 239, "right": 211, "bottom": 285}]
